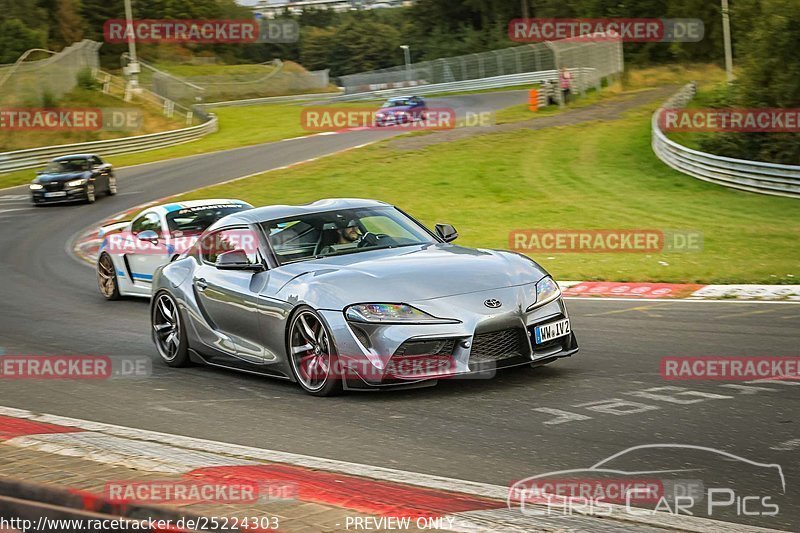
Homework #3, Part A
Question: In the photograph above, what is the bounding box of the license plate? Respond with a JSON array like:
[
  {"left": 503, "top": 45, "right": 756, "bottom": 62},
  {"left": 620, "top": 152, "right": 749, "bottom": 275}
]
[
  {"left": 533, "top": 318, "right": 571, "bottom": 344},
  {"left": 44, "top": 191, "right": 67, "bottom": 198}
]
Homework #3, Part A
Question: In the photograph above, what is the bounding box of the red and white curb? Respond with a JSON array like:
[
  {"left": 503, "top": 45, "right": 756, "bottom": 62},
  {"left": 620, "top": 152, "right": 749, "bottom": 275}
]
[{"left": 0, "top": 407, "right": 783, "bottom": 533}]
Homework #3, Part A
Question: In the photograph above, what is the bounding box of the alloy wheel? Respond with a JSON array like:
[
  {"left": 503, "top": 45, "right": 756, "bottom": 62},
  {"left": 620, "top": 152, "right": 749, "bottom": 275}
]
[
  {"left": 153, "top": 293, "right": 181, "bottom": 362},
  {"left": 97, "top": 254, "right": 118, "bottom": 299},
  {"left": 289, "top": 311, "right": 333, "bottom": 392}
]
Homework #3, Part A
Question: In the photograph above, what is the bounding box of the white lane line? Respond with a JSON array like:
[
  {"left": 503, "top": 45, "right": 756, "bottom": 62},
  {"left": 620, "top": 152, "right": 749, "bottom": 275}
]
[
  {"left": 770, "top": 438, "right": 800, "bottom": 451},
  {"left": 0, "top": 405, "right": 783, "bottom": 533},
  {"left": 0, "top": 207, "right": 35, "bottom": 215}
]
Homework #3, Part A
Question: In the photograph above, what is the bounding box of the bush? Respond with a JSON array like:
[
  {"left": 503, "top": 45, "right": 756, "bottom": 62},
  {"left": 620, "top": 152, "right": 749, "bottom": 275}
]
[
  {"left": 40, "top": 89, "right": 59, "bottom": 108},
  {"left": 76, "top": 67, "right": 98, "bottom": 90}
]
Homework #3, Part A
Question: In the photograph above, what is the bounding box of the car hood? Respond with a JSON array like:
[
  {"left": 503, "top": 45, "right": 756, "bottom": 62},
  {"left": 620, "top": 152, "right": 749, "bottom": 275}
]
[
  {"left": 270, "top": 243, "right": 548, "bottom": 308},
  {"left": 377, "top": 106, "right": 412, "bottom": 115},
  {"left": 35, "top": 171, "right": 88, "bottom": 182}
]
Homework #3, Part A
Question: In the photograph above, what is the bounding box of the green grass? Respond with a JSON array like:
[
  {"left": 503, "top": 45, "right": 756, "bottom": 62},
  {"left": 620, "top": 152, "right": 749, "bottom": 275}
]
[
  {"left": 0, "top": 103, "right": 319, "bottom": 190},
  {"left": 153, "top": 62, "right": 276, "bottom": 78},
  {"left": 169, "top": 99, "right": 799, "bottom": 284},
  {"left": 495, "top": 87, "right": 608, "bottom": 123}
]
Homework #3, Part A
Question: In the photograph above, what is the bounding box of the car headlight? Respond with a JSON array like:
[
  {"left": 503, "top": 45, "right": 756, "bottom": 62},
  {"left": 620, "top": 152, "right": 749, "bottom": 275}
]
[
  {"left": 67, "top": 179, "right": 87, "bottom": 187},
  {"left": 345, "top": 303, "right": 458, "bottom": 324},
  {"left": 527, "top": 277, "right": 561, "bottom": 310},
  {"left": 29, "top": 183, "right": 43, "bottom": 190}
]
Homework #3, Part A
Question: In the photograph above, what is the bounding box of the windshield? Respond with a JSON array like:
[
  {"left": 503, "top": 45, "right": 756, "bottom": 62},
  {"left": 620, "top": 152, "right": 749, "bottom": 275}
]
[
  {"left": 382, "top": 98, "right": 415, "bottom": 108},
  {"left": 44, "top": 159, "right": 89, "bottom": 173},
  {"left": 262, "top": 206, "right": 436, "bottom": 265},
  {"left": 166, "top": 204, "right": 250, "bottom": 235}
]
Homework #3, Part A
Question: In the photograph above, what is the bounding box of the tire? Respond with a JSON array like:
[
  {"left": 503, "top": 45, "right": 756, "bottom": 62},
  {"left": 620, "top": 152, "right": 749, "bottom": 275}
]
[
  {"left": 287, "top": 306, "right": 342, "bottom": 397},
  {"left": 152, "top": 291, "right": 190, "bottom": 367},
  {"left": 85, "top": 183, "right": 96, "bottom": 204},
  {"left": 97, "top": 253, "right": 121, "bottom": 300},
  {"left": 106, "top": 175, "right": 117, "bottom": 196}
]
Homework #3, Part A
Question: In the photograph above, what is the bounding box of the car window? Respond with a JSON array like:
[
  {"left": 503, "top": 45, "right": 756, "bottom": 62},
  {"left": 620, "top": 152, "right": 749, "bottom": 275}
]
[
  {"left": 200, "top": 228, "right": 259, "bottom": 265},
  {"left": 166, "top": 204, "right": 250, "bottom": 236},
  {"left": 382, "top": 98, "right": 413, "bottom": 107},
  {"left": 361, "top": 216, "right": 418, "bottom": 240},
  {"left": 91, "top": 156, "right": 102, "bottom": 167},
  {"left": 131, "top": 212, "right": 162, "bottom": 235},
  {"left": 45, "top": 159, "right": 89, "bottom": 172},
  {"left": 262, "top": 206, "right": 436, "bottom": 265}
]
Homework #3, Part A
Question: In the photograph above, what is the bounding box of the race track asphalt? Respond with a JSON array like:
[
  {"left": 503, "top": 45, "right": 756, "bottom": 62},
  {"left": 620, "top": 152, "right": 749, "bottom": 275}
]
[{"left": 0, "top": 89, "right": 797, "bottom": 531}]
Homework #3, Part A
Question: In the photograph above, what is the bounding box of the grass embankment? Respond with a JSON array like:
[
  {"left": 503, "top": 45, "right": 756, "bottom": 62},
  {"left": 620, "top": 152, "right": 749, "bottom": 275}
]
[
  {"left": 0, "top": 88, "right": 185, "bottom": 152},
  {"left": 167, "top": 95, "right": 798, "bottom": 284},
  {"left": 0, "top": 63, "right": 725, "bottom": 191}
]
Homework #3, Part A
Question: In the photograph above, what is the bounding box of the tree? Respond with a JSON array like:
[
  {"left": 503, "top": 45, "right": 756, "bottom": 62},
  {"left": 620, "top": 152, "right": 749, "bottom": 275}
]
[
  {"left": 0, "top": 19, "right": 45, "bottom": 63},
  {"left": 700, "top": 0, "right": 800, "bottom": 164}
]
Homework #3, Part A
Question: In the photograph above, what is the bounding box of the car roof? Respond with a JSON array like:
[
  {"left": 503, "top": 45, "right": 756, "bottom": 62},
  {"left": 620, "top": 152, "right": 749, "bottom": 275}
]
[
  {"left": 211, "top": 198, "right": 391, "bottom": 228},
  {"left": 388, "top": 95, "right": 419, "bottom": 100},
  {"left": 52, "top": 154, "right": 98, "bottom": 161},
  {"left": 147, "top": 199, "right": 253, "bottom": 215}
]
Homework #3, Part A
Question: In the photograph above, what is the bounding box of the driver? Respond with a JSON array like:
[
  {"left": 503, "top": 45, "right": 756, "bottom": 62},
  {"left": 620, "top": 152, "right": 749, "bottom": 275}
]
[{"left": 337, "top": 219, "right": 361, "bottom": 244}]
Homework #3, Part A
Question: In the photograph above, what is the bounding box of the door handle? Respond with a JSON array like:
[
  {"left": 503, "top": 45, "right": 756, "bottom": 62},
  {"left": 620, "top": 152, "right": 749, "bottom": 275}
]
[{"left": 196, "top": 278, "right": 208, "bottom": 291}]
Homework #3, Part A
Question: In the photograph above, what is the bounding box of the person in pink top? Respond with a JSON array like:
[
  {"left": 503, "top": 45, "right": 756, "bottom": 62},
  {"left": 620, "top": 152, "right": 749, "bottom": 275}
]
[{"left": 559, "top": 66, "right": 573, "bottom": 104}]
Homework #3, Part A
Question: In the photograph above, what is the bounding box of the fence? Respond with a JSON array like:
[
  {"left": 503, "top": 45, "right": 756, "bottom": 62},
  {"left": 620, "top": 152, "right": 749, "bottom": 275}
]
[
  {"left": 0, "top": 40, "right": 101, "bottom": 105},
  {"left": 338, "top": 36, "right": 623, "bottom": 95},
  {"left": 652, "top": 83, "right": 800, "bottom": 199},
  {"left": 130, "top": 56, "right": 331, "bottom": 106},
  {"left": 0, "top": 116, "right": 217, "bottom": 174}
]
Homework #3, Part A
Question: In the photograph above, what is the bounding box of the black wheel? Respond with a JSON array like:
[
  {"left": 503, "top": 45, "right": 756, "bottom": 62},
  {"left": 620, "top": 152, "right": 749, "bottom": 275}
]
[
  {"left": 85, "top": 183, "right": 96, "bottom": 204},
  {"left": 106, "top": 175, "right": 117, "bottom": 196},
  {"left": 287, "top": 306, "right": 342, "bottom": 397},
  {"left": 152, "top": 291, "right": 190, "bottom": 367},
  {"left": 97, "top": 253, "right": 121, "bottom": 300}
]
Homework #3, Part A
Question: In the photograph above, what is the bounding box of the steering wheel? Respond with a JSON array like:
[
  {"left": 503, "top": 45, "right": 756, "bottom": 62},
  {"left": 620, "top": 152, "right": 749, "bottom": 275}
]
[{"left": 357, "top": 232, "right": 379, "bottom": 248}]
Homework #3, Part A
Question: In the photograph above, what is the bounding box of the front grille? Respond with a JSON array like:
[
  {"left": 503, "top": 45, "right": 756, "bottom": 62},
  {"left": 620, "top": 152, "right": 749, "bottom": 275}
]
[
  {"left": 469, "top": 328, "right": 527, "bottom": 364},
  {"left": 44, "top": 182, "right": 63, "bottom": 191}
]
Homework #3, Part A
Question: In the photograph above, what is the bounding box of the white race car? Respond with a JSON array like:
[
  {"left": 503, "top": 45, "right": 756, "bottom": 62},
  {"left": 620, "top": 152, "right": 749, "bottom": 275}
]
[{"left": 96, "top": 199, "right": 253, "bottom": 299}]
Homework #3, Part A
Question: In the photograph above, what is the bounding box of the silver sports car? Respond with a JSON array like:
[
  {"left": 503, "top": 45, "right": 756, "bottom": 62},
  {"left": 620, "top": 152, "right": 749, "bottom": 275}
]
[{"left": 150, "top": 199, "right": 578, "bottom": 396}]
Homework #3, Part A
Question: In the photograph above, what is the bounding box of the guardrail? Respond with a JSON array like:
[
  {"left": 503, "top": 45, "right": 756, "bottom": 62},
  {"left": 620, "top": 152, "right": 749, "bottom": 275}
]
[
  {"left": 652, "top": 83, "right": 800, "bottom": 198},
  {"left": 200, "top": 91, "right": 343, "bottom": 109},
  {"left": 0, "top": 114, "right": 217, "bottom": 174},
  {"left": 334, "top": 70, "right": 565, "bottom": 103}
]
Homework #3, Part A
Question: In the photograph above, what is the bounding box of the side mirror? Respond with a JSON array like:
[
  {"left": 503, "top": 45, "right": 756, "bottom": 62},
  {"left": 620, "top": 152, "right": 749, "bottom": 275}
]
[
  {"left": 215, "top": 249, "right": 264, "bottom": 271},
  {"left": 137, "top": 229, "right": 159, "bottom": 245},
  {"left": 36, "top": 170, "right": 44, "bottom": 175},
  {"left": 435, "top": 223, "right": 458, "bottom": 243}
]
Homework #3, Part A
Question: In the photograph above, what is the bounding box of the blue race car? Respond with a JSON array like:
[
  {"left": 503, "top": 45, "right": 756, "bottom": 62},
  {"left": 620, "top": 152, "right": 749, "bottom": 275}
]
[{"left": 375, "top": 96, "right": 427, "bottom": 126}]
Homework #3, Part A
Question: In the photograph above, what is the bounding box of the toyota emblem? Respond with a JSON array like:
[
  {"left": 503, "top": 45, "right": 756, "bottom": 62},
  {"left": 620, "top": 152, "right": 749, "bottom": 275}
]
[{"left": 484, "top": 299, "right": 502, "bottom": 308}]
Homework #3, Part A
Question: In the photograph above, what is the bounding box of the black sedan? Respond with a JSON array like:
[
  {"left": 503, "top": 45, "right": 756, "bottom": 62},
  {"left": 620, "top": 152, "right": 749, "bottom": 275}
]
[{"left": 30, "top": 154, "right": 116, "bottom": 205}]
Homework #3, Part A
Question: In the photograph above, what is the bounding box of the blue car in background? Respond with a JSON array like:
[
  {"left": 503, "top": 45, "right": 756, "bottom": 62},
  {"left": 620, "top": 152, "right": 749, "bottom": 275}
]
[{"left": 375, "top": 96, "right": 428, "bottom": 126}]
